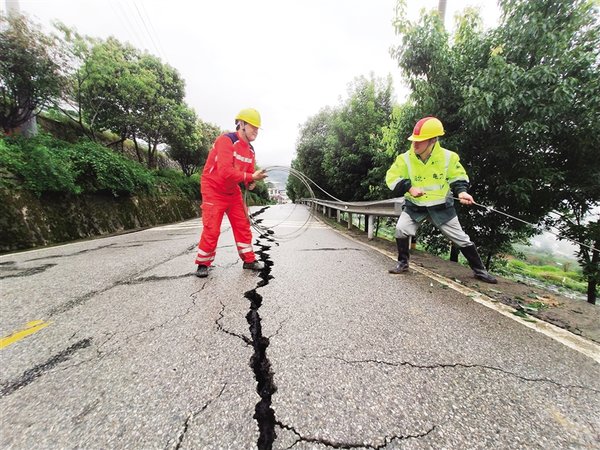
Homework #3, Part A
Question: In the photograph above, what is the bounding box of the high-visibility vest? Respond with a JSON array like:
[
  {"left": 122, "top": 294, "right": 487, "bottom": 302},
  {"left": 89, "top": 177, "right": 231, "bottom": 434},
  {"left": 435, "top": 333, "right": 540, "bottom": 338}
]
[{"left": 386, "top": 142, "right": 469, "bottom": 207}]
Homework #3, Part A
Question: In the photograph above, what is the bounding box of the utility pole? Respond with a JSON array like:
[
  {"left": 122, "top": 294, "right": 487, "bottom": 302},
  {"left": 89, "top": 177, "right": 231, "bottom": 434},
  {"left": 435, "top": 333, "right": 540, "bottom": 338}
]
[
  {"left": 5, "top": 0, "right": 38, "bottom": 137},
  {"left": 438, "top": 0, "right": 447, "bottom": 28}
]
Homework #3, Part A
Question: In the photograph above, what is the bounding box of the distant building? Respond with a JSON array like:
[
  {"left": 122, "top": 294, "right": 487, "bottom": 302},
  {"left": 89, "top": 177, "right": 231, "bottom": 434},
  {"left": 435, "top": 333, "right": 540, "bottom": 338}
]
[{"left": 266, "top": 181, "right": 290, "bottom": 204}]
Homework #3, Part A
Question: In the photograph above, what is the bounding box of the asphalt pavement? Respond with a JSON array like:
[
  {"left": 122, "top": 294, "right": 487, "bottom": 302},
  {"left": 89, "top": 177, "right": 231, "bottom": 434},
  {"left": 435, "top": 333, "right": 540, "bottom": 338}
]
[{"left": 1, "top": 204, "right": 598, "bottom": 449}]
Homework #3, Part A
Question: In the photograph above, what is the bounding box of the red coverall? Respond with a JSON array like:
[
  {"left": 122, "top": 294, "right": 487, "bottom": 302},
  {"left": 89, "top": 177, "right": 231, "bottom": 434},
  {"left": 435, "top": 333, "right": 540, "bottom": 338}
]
[{"left": 195, "top": 132, "right": 258, "bottom": 267}]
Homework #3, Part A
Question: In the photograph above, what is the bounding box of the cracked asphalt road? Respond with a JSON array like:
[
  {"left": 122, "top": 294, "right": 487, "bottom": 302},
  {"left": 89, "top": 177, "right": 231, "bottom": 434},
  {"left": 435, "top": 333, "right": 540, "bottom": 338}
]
[{"left": 1, "top": 204, "right": 599, "bottom": 449}]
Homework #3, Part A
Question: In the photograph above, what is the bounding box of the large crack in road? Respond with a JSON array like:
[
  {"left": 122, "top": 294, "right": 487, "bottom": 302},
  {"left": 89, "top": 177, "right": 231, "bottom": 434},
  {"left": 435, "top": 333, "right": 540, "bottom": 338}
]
[
  {"left": 245, "top": 208, "right": 278, "bottom": 449},
  {"left": 220, "top": 207, "right": 444, "bottom": 449}
]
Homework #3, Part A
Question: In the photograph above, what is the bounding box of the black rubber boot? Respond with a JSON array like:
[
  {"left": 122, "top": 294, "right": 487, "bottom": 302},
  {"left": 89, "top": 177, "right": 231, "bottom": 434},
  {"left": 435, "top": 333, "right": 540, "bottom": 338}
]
[
  {"left": 389, "top": 238, "right": 410, "bottom": 274},
  {"left": 460, "top": 245, "right": 498, "bottom": 284},
  {"left": 195, "top": 265, "right": 208, "bottom": 278}
]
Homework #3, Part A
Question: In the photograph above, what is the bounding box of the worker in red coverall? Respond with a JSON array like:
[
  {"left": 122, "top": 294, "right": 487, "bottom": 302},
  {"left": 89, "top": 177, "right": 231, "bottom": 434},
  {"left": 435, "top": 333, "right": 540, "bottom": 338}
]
[{"left": 194, "top": 108, "right": 268, "bottom": 278}]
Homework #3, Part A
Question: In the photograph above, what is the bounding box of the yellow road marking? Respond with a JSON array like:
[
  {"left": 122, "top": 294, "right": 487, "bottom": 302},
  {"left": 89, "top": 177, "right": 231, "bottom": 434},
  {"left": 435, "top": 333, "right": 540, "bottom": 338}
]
[{"left": 0, "top": 320, "right": 51, "bottom": 349}]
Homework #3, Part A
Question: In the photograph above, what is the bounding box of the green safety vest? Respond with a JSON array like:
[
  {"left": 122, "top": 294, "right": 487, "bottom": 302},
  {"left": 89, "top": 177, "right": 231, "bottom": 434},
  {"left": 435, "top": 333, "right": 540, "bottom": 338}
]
[{"left": 386, "top": 142, "right": 469, "bottom": 207}]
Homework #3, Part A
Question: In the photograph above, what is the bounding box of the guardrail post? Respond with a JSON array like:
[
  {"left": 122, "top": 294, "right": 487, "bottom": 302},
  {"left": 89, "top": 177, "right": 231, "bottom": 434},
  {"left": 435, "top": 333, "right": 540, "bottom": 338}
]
[
  {"left": 368, "top": 215, "right": 374, "bottom": 240},
  {"left": 336, "top": 210, "right": 341, "bottom": 223},
  {"left": 347, "top": 213, "right": 352, "bottom": 230}
]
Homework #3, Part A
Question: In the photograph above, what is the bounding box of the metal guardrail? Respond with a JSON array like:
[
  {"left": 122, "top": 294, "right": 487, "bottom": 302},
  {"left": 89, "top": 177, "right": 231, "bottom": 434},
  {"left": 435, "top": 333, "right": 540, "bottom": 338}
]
[{"left": 300, "top": 198, "right": 405, "bottom": 239}]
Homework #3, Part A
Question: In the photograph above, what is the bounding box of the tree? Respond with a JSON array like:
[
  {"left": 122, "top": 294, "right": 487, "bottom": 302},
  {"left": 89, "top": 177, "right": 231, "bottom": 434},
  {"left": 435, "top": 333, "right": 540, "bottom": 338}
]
[
  {"left": 80, "top": 38, "right": 188, "bottom": 168},
  {"left": 289, "top": 75, "right": 393, "bottom": 203},
  {"left": 51, "top": 22, "right": 99, "bottom": 141},
  {"left": 0, "top": 14, "right": 63, "bottom": 134},
  {"left": 464, "top": 0, "right": 600, "bottom": 302},
  {"left": 79, "top": 37, "right": 143, "bottom": 154},
  {"left": 166, "top": 111, "right": 220, "bottom": 177},
  {"left": 551, "top": 213, "right": 599, "bottom": 304},
  {"left": 134, "top": 53, "right": 185, "bottom": 169},
  {"left": 323, "top": 75, "right": 393, "bottom": 201},
  {"left": 287, "top": 107, "right": 335, "bottom": 201}
]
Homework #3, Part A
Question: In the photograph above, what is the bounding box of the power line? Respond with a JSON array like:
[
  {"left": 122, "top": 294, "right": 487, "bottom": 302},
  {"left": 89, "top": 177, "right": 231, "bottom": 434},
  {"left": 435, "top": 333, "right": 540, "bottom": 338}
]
[
  {"left": 138, "top": 1, "right": 167, "bottom": 59},
  {"left": 111, "top": 0, "right": 145, "bottom": 50},
  {"left": 118, "top": 0, "right": 154, "bottom": 55},
  {"left": 132, "top": 1, "right": 163, "bottom": 59}
]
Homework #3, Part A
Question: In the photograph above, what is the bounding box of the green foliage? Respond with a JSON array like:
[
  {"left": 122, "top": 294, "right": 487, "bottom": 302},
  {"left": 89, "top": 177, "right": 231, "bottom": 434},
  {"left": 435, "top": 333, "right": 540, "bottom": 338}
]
[
  {"left": 154, "top": 169, "right": 200, "bottom": 200},
  {"left": 49, "top": 22, "right": 99, "bottom": 141},
  {"left": 0, "top": 134, "right": 79, "bottom": 195},
  {"left": 0, "top": 134, "right": 194, "bottom": 198},
  {"left": 289, "top": 75, "right": 393, "bottom": 202},
  {"left": 323, "top": 75, "right": 394, "bottom": 201},
  {"left": 498, "top": 259, "right": 587, "bottom": 294},
  {"left": 250, "top": 178, "right": 270, "bottom": 204},
  {"left": 0, "top": 14, "right": 63, "bottom": 133},
  {"left": 245, "top": 190, "right": 272, "bottom": 207},
  {"left": 66, "top": 140, "right": 155, "bottom": 195},
  {"left": 166, "top": 115, "right": 221, "bottom": 177},
  {"left": 78, "top": 38, "right": 189, "bottom": 168},
  {"left": 135, "top": 54, "right": 186, "bottom": 169},
  {"left": 287, "top": 108, "right": 335, "bottom": 201}
]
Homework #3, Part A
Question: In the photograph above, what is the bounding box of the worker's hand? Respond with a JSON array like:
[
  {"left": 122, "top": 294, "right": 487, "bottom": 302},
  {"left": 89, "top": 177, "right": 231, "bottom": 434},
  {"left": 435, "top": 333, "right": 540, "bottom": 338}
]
[
  {"left": 458, "top": 192, "right": 474, "bottom": 205},
  {"left": 252, "top": 169, "right": 267, "bottom": 181},
  {"left": 248, "top": 182, "right": 256, "bottom": 191},
  {"left": 408, "top": 186, "right": 425, "bottom": 197}
]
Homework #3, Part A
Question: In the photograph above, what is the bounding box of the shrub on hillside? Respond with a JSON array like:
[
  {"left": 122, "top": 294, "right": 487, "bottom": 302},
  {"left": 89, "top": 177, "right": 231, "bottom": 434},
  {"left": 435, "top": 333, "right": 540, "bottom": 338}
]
[
  {"left": 154, "top": 169, "right": 200, "bottom": 200},
  {"left": 0, "top": 134, "right": 158, "bottom": 197},
  {"left": 0, "top": 134, "right": 79, "bottom": 195},
  {"left": 67, "top": 141, "right": 155, "bottom": 196}
]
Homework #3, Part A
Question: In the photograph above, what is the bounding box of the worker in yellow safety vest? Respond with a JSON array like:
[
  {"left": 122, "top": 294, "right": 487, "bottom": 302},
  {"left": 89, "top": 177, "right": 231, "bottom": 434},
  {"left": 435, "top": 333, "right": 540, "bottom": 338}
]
[{"left": 385, "top": 116, "right": 497, "bottom": 284}]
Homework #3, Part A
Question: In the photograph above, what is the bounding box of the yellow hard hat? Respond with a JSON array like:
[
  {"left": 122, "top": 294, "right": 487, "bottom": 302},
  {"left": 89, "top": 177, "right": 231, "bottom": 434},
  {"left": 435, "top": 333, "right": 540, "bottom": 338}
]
[
  {"left": 408, "top": 116, "right": 445, "bottom": 141},
  {"left": 235, "top": 108, "right": 261, "bottom": 128}
]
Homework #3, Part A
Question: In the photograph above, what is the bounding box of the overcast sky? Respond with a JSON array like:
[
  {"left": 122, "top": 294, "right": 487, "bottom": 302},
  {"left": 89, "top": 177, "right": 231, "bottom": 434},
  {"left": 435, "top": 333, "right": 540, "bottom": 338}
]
[{"left": 7, "top": 0, "right": 500, "bottom": 167}]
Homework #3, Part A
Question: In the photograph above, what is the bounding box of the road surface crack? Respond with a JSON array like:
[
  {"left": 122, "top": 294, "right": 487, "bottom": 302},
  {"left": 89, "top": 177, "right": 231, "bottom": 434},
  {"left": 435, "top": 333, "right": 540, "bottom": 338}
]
[
  {"left": 328, "top": 356, "right": 600, "bottom": 393},
  {"left": 245, "top": 236, "right": 277, "bottom": 449},
  {"left": 276, "top": 420, "right": 436, "bottom": 449},
  {"left": 172, "top": 383, "right": 227, "bottom": 450},
  {"left": 47, "top": 244, "right": 198, "bottom": 316},
  {"left": 0, "top": 338, "right": 92, "bottom": 397},
  {"left": 216, "top": 300, "right": 251, "bottom": 345},
  {"left": 0, "top": 263, "right": 57, "bottom": 279},
  {"left": 244, "top": 207, "right": 279, "bottom": 449}
]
